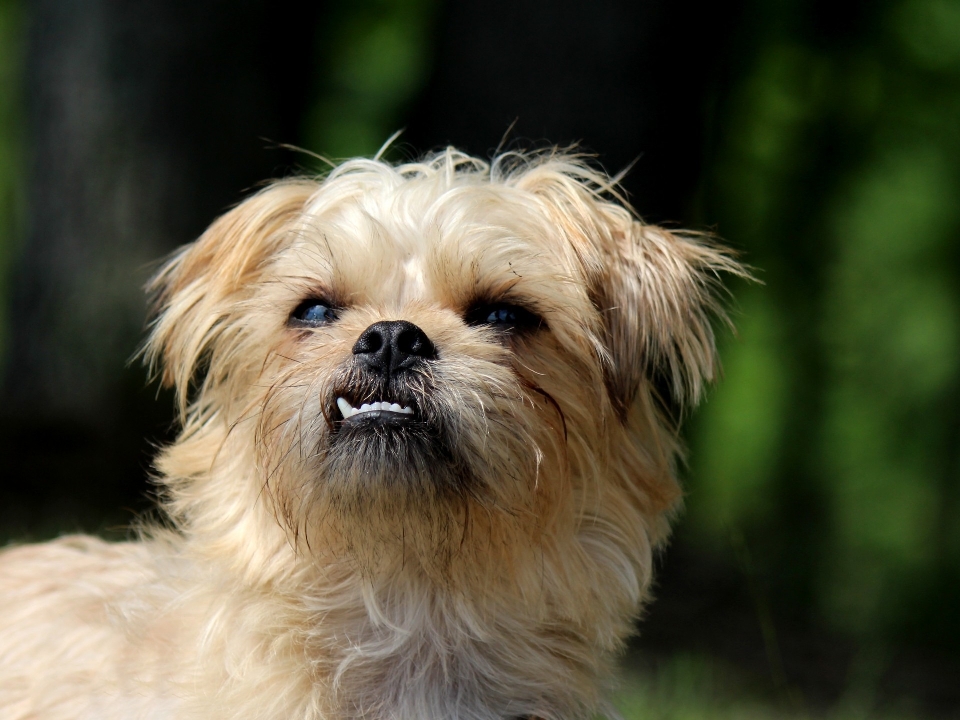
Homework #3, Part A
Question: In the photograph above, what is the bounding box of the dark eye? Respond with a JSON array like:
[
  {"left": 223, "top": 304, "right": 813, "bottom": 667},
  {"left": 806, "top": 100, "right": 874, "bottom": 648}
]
[
  {"left": 290, "top": 299, "right": 339, "bottom": 327},
  {"left": 465, "top": 302, "right": 543, "bottom": 332}
]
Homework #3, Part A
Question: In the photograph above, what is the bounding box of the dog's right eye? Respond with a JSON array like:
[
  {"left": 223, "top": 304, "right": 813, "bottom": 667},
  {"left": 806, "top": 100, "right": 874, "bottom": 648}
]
[
  {"left": 290, "top": 299, "right": 339, "bottom": 327},
  {"left": 465, "top": 302, "right": 543, "bottom": 333}
]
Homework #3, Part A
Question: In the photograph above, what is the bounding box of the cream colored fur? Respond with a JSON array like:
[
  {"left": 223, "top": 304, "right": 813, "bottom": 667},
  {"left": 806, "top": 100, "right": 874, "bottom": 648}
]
[{"left": 0, "top": 148, "right": 742, "bottom": 720}]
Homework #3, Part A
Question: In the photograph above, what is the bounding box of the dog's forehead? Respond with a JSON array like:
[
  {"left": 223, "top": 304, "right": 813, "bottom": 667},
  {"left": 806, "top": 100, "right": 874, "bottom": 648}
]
[
  {"left": 282, "top": 181, "right": 586, "bottom": 308},
  {"left": 400, "top": 255, "right": 428, "bottom": 298}
]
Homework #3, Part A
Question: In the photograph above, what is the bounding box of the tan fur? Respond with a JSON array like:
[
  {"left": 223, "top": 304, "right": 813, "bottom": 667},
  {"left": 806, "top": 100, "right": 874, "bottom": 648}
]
[{"left": 0, "top": 148, "right": 743, "bottom": 720}]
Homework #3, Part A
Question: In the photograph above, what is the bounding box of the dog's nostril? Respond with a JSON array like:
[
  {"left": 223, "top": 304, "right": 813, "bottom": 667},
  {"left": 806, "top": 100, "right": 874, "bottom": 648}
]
[
  {"left": 352, "top": 327, "right": 384, "bottom": 355},
  {"left": 396, "top": 327, "right": 434, "bottom": 358}
]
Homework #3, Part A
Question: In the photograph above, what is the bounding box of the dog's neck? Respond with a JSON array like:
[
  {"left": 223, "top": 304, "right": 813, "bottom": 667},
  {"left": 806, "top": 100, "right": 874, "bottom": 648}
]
[
  {"left": 161, "top": 432, "right": 635, "bottom": 719},
  {"left": 163, "top": 520, "right": 583, "bottom": 719},
  {"left": 288, "top": 557, "right": 596, "bottom": 720}
]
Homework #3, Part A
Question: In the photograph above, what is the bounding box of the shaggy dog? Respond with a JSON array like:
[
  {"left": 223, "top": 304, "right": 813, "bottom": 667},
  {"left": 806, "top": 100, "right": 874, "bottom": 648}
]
[{"left": 0, "top": 148, "right": 740, "bottom": 720}]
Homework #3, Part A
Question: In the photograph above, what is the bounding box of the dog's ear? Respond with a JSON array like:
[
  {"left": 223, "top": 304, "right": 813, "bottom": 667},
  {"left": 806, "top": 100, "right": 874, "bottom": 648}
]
[
  {"left": 144, "top": 180, "right": 315, "bottom": 414},
  {"left": 514, "top": 158, "right": 743, "bottom": 421},
  {"left": 594, "top": 220, "right": 743, "bottom": 420}
]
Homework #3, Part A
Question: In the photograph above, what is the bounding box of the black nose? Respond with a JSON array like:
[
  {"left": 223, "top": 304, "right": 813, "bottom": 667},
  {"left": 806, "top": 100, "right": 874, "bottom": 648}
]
[{"left": 352, "top": 320, "right": 436, "bottom": 378}]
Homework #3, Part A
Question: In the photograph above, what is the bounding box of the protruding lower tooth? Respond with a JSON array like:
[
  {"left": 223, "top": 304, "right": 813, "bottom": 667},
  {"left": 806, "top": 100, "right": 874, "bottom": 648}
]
[
  {"left": 336, "top": 397, "right": 354, "bottom": 419},
  {"left": 389, "top": 403, "right": 401, "bottom": 412},
  {"left": 400, "top": 406, "right": 413, "bottom": 415},
  {"left": 359, "top": 403, "right": 372, "bottom": 413}
]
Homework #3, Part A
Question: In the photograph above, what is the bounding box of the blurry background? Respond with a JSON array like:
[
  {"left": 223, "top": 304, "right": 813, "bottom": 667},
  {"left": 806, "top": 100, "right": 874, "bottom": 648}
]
[{"left": 1, "top": 0, "right": 958, "bottom": 717}]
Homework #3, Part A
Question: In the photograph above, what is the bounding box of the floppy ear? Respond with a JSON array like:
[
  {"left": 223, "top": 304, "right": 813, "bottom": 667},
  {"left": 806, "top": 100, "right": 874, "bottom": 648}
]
[
  {"left": 144, "top": 180, "right": 316, "bottom": 414},
  {"left": 595, "top": 221, "right": 744, "bottom": 420},
  {"left": 510, "top": 155, "right": 743, "bottom": 421}
]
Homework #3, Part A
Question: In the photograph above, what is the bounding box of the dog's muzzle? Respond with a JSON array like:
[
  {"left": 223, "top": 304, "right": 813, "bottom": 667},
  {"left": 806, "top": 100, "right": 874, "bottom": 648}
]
[{"left": 334, "top": 320, "right": 435, "bottom": 426}]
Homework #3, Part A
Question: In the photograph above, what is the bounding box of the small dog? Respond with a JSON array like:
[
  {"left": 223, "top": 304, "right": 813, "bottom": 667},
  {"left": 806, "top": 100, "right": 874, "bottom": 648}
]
[{"left": 0, "top": 148, "right": 740, "bottom": 720}]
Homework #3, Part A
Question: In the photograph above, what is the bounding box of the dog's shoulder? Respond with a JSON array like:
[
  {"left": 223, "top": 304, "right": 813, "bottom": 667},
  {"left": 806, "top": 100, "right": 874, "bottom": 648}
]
[
  {"left": 0, "top": 536, "right": 168, "bottom": 719},
  {"left": 0, "top": 534, "right": 153, "bottom": 596}
]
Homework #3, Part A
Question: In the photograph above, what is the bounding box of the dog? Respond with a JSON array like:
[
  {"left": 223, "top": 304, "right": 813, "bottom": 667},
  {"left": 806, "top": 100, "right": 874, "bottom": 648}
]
[{"left": 0, "top": 148, "right": 741, "bottom": 720}]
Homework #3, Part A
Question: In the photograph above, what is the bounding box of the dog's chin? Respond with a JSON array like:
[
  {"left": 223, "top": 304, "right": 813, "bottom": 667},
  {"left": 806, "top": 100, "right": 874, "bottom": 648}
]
[
  {"left": 320, "top": 402, "right": 477, "bottom": 508},
  {"left": 295, "top": 407, "right": 486, "bottom": 574}
]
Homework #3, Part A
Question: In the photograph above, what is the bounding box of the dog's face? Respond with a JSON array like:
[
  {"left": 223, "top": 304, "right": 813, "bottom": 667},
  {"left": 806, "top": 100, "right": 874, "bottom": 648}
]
[{"left": 147, "top": 152, "right": 737, "bottom": 586}]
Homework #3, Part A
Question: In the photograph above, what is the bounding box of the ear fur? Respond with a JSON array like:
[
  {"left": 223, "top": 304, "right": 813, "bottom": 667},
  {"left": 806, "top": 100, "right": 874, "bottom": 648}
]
[
  {"left": 596, "top": 222, "right": 745, "bottom": 419},
  {"left": 510, "top": 154, "right": 743, "bottom": 420},
  {"left": 144, "top": 180, "right": 317, "bottom": 415}
]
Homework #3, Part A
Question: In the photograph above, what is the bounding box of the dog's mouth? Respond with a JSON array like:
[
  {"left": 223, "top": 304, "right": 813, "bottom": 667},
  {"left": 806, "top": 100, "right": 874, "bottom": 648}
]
[
  {"left": 321, "top": 378, "right": 483, "bottom": 502},
  {"left": 335, "top": 396, "right": 417, "bottom": 424}
]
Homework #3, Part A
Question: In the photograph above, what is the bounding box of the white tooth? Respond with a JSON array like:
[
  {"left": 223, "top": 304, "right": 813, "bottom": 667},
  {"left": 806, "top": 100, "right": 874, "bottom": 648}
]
[
  {"left": 337, "top": 398, "right": 354, "bottom": 419},
  {"left": 338, "top": 397, "right": 416, "bottom": 418}
]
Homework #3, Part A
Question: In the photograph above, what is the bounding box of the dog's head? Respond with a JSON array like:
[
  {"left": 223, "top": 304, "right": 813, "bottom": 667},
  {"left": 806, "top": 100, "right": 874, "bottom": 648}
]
[{"left": 146, "top": 149, "right": 739, "bottom": 587}]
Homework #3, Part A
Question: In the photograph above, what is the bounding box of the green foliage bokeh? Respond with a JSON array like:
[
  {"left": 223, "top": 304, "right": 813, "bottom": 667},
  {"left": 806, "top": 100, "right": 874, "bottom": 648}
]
[
  {"left": 0, "top": 0, "right": 23, "bottom": 370},
  {"left": 688, "top": 0, "right": 960, "bottom": 647}
]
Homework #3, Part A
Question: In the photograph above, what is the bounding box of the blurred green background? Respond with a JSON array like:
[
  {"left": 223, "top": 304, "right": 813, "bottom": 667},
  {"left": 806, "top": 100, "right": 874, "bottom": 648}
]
[{"left": 1, "top": 0, "right": 958, "bottom": 717}]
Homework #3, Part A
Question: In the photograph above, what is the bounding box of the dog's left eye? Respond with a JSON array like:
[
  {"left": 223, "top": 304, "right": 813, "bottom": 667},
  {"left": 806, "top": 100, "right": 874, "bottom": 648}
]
[
  {"left": 465, "top": 303, "right": 543, "bottom": 332},
  {"left": 290, "top": 299, "right": 339, "bottom": 326}
]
